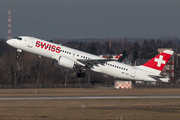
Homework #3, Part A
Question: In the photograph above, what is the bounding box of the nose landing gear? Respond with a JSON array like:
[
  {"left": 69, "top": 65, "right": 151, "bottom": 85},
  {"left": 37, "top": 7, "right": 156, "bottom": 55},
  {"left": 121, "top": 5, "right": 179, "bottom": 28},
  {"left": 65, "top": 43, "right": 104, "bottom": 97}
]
[
  {"left": 16, "top": 52, "right": 19, "bottom": 59},
  {"left": 16, "top": 49, "right": 22, "bottom": 59}
]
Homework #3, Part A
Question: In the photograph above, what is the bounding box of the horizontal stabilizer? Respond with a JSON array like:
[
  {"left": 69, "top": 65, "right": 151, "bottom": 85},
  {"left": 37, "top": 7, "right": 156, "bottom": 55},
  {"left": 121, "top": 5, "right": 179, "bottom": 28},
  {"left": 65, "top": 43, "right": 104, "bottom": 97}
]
[
  {"left": 148, "top": 75, "right": 170, "bottom": 83},
  {"left": 148, "top": 75, "right": 166, "bottom": 79}
]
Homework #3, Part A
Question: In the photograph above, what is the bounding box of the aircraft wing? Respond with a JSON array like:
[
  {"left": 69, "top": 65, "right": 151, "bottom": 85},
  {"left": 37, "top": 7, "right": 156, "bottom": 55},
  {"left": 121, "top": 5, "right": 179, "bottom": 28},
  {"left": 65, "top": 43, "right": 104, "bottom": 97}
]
[
  {"left": 51, "top": 55, "right": 114, "bottom": 68},
  {"left": 77, "top": 58, "right": 115, "bottom": 67}
]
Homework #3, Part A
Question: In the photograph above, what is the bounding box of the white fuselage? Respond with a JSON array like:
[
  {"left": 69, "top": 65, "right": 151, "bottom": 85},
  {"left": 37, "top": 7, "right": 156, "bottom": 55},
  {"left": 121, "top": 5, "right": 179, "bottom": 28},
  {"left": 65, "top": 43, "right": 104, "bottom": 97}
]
[{"left": 6, "top": 36, "right": 169, "bottom": 82}]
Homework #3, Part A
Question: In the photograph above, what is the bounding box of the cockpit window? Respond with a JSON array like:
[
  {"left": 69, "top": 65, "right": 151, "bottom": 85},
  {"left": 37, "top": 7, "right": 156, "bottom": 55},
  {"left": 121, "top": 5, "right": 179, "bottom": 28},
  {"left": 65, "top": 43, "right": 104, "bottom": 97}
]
[{"left": 13, "top": 37, "right": 22, "bottom": 40}]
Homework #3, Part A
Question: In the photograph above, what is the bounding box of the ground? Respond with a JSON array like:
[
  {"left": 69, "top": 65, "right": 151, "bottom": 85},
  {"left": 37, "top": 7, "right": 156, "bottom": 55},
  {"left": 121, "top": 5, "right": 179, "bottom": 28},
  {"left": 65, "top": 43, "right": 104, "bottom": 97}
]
[{"left": 0, "top": 88, "right": 180, "bottom": 120}]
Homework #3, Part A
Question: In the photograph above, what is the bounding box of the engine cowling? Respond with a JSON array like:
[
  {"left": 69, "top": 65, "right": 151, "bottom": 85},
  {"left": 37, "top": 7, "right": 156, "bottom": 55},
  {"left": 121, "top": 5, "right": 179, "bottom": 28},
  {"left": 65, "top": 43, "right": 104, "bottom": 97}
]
[{"left": 52, "top": 56, "right": 75, "bottom": 70}]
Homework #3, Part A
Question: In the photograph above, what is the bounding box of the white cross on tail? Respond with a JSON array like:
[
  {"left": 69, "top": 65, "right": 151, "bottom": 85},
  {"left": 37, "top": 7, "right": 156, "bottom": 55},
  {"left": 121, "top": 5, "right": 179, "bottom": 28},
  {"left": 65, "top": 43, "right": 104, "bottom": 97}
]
[{"left": 154, "top": 55, "right": 166, "bottom": 67}]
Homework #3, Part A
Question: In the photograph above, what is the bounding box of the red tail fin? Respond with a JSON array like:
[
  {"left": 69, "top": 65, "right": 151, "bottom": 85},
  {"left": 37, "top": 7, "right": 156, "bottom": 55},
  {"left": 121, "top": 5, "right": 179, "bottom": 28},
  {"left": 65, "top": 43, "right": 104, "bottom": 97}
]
[
  {"left": 139, "top": 50, "right": 173, "bottom": 74},
  {"left": 115, "top": 55, "right": 122, "bottom": 59}
]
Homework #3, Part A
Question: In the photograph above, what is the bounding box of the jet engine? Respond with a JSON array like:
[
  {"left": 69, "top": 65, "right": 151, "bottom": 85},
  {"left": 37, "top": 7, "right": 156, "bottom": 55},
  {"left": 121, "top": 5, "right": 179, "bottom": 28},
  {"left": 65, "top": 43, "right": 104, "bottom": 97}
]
[{"left": 52, "top": 56, "right": 75, "bottom": 70}]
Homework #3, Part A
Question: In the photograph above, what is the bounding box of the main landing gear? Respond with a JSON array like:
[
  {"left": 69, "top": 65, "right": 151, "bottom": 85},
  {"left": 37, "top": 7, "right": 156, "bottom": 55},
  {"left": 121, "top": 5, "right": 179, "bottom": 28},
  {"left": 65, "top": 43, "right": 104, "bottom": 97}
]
[{"left": 77, "top": 69, "right": 86, "bottom": 78}]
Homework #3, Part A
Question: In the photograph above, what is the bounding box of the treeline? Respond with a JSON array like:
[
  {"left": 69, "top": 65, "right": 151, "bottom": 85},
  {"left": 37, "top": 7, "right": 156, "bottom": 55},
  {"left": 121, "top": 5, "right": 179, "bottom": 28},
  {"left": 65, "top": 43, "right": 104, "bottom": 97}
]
[{"left": 0, "top": 37, "right": 179, "bottom": 85}]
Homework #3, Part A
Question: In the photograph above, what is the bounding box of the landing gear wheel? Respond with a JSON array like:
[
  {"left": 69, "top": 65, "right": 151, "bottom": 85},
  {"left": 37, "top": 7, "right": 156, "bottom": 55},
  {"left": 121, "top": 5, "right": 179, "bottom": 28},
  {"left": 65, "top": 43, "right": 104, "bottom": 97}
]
[
  {"left": 16, "top": 52, "right": 19, "bottom": 59},
  {"left": 77, "top": 73, "right": 86, "bottom": 78},
  {"left": 16, "top": 55, "right": 19, "bottom": 59},
  {"left": 77, "top": 69, "right": 86, "bottom": 78}
]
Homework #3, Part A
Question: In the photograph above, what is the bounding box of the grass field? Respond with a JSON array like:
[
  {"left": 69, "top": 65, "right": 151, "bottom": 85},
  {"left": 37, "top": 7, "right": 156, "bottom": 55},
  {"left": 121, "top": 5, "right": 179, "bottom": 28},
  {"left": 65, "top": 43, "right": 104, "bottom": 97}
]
[
  {"left": 0, "top": 88, "right": 180, "bottom": 97},
  {"left": 0, "top": 88, "right": 180, "bottom": 120}
]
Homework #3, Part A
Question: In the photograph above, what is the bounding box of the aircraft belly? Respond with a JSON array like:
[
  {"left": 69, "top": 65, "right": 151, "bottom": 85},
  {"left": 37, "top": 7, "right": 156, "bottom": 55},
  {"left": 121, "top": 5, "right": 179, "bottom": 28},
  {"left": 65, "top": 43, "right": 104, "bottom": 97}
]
[
  {"left": 135, "top": 70, "right": 157, "bottom": 82},
  {"left": 20, "top": 45, "right": 54, "bottom": 58},
  {"left": 31, "top": 47, "right": 53, "bottom": 58}
]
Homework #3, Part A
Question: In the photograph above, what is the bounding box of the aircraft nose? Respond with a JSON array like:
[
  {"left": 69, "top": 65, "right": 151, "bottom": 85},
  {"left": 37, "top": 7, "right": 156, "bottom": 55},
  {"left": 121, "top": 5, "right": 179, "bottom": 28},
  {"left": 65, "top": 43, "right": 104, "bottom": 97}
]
[{"left": 6, "top": 39, "right": 14, "bottom": 46}]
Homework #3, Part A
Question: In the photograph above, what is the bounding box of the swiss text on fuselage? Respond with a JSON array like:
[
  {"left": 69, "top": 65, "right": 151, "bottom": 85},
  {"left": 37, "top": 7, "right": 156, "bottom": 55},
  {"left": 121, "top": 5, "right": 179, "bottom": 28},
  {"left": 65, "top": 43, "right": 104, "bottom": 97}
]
[{"left": 35, "top": 41, "right": 61, "bottom": 53}]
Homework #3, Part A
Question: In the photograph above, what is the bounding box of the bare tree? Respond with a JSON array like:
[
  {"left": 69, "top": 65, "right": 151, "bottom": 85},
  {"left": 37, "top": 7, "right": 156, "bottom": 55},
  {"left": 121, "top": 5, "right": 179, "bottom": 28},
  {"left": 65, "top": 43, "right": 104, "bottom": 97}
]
[{"left": 61, "top": 69, "right": 69, "bottom": 86}]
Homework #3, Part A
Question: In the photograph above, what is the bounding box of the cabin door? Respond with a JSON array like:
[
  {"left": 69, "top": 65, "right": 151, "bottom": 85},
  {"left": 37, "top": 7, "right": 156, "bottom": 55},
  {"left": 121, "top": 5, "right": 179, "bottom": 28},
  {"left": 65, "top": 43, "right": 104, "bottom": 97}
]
[{"left": 28, "top": 37, "right": 34, "bottom": 48}]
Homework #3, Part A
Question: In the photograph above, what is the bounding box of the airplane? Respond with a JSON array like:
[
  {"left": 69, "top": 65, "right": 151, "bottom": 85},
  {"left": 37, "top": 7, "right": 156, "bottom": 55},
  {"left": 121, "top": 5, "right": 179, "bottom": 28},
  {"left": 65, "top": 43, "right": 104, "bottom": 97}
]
[
  {"left": 99, "top": 54, "right": 122, "bottom": 61},
  {"left": 6, "top": 36, "right": 174, "bottom": 83}
]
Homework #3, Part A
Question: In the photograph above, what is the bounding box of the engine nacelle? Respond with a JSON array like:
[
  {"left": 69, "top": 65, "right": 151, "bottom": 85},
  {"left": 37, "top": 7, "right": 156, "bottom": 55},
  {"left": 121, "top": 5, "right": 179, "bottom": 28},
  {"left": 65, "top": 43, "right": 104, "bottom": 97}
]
[{"left": 52, "top": 56, "right": 75, "bottom": 70}]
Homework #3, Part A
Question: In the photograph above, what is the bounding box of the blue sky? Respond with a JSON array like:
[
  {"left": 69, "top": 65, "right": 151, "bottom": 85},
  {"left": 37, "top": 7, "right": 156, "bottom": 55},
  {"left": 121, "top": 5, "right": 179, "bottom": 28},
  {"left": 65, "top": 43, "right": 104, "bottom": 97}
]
[{"left": 0, "top": 0, "right": 180, "bottom": 39}]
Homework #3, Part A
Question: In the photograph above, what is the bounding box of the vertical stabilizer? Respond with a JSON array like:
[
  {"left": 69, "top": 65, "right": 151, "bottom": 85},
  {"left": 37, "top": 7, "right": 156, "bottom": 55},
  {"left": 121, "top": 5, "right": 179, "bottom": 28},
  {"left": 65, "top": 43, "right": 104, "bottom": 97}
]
[{"left": 137, "top": 50, "right": 174, "bottom": 74}]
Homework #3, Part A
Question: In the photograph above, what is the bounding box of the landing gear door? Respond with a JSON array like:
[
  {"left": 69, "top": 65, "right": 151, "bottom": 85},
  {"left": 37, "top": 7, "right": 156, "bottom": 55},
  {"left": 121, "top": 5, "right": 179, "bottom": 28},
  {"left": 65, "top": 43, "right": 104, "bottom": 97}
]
[
  {"left": 28, "top": 37, "right": 34, "bottom": 48},
  {"left": 130, "top": 68, "right": 137, "bottom": 77}
]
